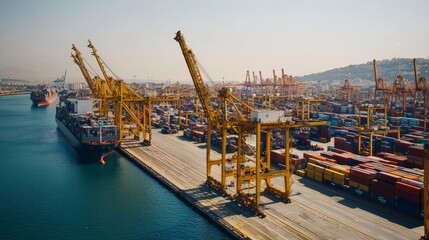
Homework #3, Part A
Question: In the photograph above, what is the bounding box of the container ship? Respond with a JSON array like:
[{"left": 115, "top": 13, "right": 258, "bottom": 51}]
[
  {"left": 56, "top": 98, "right": 119, "bottom": 164},
  {"left": 30, "top": 87, "right": 57, "bottom": 107}
]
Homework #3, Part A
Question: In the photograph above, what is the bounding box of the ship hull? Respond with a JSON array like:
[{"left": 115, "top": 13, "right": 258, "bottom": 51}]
[
  {"left": 55, "top": 117, "right": 117, "bottom": 161},
  {"left": 31, "top": 95, "right": 57, "bottom": 107}
]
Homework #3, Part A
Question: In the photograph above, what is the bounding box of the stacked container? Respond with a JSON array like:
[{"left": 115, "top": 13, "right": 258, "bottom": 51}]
[
  {"left": 371, "top": 172, "right": 400, "bottom": 207},
  {"left": 395, "top": 181, "right": 422, "bottom": 217},
  {"left": 407, "top": 146, "right": 424, "bottom": 168},
  {"left": 306, "top": 163, "right": 324, "bottom": 182},
  {"left": 348, "top": 167, "right": 376, "bottom": 198}
]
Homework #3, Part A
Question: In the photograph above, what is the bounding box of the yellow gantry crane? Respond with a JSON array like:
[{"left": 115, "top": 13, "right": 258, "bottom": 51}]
[
  {"left": 295, "top": 97, "right": 325, "bottom": 120},
  {"left": 357, "top": 105, "right": 400, "bottom": 156},
  {"left": 175, "top": 31, "right": 254, "bottom": 193},
  {"left": 71, "top": 40, "right": 151, "bottom": 144},
  {"left": 175, "top": 30, "right": 328, "bottom": 215}
]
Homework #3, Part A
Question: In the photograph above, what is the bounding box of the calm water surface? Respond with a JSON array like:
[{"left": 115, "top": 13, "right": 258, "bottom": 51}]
[{"left": 0, "top": 94, "right": 229, "bottom": 240}]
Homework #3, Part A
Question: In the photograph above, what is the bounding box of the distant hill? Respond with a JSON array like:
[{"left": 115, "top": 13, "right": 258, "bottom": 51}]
[{"left": 296, "top": 58, "right": 429, "bottom": 83}]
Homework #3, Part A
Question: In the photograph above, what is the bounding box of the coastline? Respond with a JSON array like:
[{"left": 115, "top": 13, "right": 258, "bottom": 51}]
[{"left": 0, "top": 91, "right": 30, "bottom": 96}]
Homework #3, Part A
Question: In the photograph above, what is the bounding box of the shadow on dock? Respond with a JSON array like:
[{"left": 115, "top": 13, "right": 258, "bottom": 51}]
[{"left": 297, "top": 177, "right": 422, "bottom": 229}]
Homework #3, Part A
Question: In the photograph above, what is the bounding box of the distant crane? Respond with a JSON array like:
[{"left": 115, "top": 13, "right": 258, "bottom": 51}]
[
  {"left": 413, "top": 58, "right": 429, "bottom": 130},
  {"left": 52, "top": 70, "right": 67, "bottom": 90},
  {"left": 373, "top": 59, "right": 392, "bottom": 107}
]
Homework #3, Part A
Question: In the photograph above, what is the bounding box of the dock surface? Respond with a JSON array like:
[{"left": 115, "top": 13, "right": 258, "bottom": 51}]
[{"left": 119, "top": 130, "right": 423, "bottom": 239}]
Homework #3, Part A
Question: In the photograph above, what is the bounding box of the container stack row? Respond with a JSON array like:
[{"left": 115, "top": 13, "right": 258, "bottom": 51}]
[{"left": 298, "top": 150, "right": 425, "bottom": 218}]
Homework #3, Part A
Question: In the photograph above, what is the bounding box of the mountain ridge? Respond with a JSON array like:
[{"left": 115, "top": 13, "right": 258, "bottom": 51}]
[{"left": 295, "top": 58, "right": 429, "bottom": 83}]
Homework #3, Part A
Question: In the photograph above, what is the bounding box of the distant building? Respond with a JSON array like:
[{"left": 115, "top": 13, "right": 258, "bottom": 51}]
[
  {"left": 1, "top": 78, "right": 29, "bottom": 83},
  {"left": 146, "top": 82, "right": 164, "bottom": 89},
  {"left": 67, "top": 82, "right": 87, "bottom": 90}
]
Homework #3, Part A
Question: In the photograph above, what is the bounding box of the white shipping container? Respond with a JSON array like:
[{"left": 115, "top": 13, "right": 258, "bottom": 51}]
[
  {"left": 68, "top": 98, "right": 93, "bottom": 114},
  {"left": 251, "top": 110, "right": 291, "bottom": 123}
]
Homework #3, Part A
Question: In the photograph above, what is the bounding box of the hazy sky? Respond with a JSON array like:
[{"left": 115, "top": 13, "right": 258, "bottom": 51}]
[{"left": 0, "top": 0, "right": 428, "bottom": 82}]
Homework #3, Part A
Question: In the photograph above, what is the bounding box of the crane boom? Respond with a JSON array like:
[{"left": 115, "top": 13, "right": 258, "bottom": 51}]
[
  {"left": 174, "top": 31, "right": 217, "bottom": 128},
  {"left": 87, "top": 40, "right": 116, "bottom": 92},
  {"left": 71, "top": 44, "right": 98, "bottom": 95}
]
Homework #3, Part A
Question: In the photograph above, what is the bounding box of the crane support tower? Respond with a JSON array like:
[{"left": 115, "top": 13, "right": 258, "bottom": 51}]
[{"left": 235, "top": 119, "right": 327, "bottom": 215}]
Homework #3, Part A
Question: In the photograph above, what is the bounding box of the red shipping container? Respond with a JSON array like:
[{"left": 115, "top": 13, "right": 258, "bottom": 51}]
[
  {"left": 378, "top": 172, "right": 401, "bottom": 184},
  {"left": 334, "top": 137, "right": 345, "bottom": 146},
  {"left": 270, "top": 150, "right": 284, "bottom": 165},
  {"left": 408, "top": 146, "right": 424, "bottom": 156},
  {"left": 371, "top": 179, "right": 395, "bottom": 200},
  {"left": 396, "top": 189, "right": 421, "bottom": 203},
  {"left": 321, "top": 151, "right": 335, "bottom": 158},
  {"left": 386, "top": 155, "right": 407, "bottom": 164},
  {"left": 395, "top": 181, "right": 421, "bottom": 197},
  {"left": 342, "top": 144, "right": 354, "bottom": 152},
  {"left": 332, "top": 154, "right": 349, "bottom": 165},
  {"left": 350, "top": 175, "right": 372, "bottom": 185},
  {"left": 381, "top": 154, "right": 407, "bottom": 162},
  {"left": 332, "top": 148, "right": 347, "bottom": 154},
  {"left": 407, "top": 154, "right": 424, "bottom": 161},
  {"left": 357, "top": 165, "right": 372, "bottom": 170},
  {"left": 304, "top": 152, "right": 326, "bottom": 161},
  {"left": 350, "top": 167, "right": 377, "bottom": 180}
]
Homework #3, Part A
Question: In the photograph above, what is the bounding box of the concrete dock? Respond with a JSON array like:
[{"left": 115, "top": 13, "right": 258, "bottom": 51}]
[{"left": 118, "top": 130, "right": 423, "bottom": 239}]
